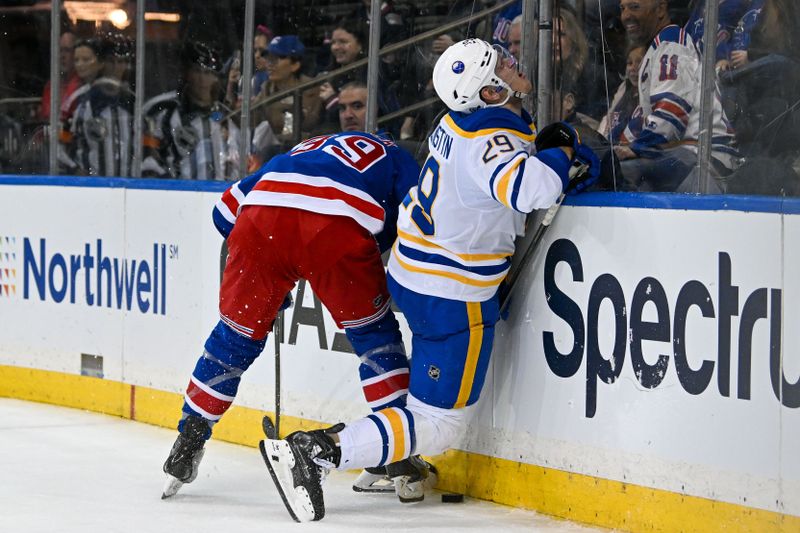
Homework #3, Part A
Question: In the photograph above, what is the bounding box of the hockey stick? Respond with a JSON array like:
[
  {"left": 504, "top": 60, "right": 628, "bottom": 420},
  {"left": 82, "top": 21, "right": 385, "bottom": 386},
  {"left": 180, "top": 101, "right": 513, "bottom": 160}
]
[
  {"left": 274, "top": 309, "right": 282, "bottom": 437},
  {"left": 262, "top": 309, "right": 282, "bottom": 440},
  {"left": 498, "top": 161, "right": 588, "bottom": 314}
]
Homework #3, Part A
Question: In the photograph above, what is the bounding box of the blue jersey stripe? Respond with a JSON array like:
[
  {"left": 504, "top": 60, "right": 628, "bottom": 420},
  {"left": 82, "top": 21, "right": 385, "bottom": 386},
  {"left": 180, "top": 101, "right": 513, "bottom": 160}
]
[
  {"left": 398, "top": 407, "right": 416, "bottom": 455},
  {"left": 397, "top": 242, "right": 511, "bottom": 276},
  {"left": 367, "top": 414, "right": 390, "bottom": 467},
  {"left": 509, "top": 158, "right": 526, "bottom": 211},
  {"left": 652, "top": 110, "right": 689, "bottom": 134}
]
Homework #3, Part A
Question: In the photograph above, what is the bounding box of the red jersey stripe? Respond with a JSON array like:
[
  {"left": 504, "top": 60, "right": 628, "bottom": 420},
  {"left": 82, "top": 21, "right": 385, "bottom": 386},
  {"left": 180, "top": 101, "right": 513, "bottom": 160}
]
[
  {"left": 186, "top": 380, "right": 233, "bottom": 416},
  {"left": 362, "top": 372, "right": 410, "bottom": 403},
  {"left": 253, "top": 179, "right": 385, "bottom": 222},
  {"left": 654, "top": 100, "right": 689, "bottom": 123},
  {"left": 221, "top": 189, "right": 240, "bottom": 218}
]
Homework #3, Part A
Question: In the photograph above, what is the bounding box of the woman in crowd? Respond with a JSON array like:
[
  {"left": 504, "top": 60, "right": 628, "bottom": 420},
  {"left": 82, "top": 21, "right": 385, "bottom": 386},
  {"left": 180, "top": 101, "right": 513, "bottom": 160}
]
[
  {"left": 316, "top": 18, "right": 404, "bottom": 136},
  {"left": 316, "top": 19, "right": 369, "bottom": 133},
  {"left": 60, "top": 34, "right": 136, "bottom": 177}
]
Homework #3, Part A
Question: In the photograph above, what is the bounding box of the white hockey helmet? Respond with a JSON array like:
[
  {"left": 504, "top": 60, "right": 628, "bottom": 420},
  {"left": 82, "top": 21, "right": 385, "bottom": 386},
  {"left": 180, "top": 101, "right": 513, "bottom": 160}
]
[{"left": 432, "top": 38, "right": 512, "bottom": 113}]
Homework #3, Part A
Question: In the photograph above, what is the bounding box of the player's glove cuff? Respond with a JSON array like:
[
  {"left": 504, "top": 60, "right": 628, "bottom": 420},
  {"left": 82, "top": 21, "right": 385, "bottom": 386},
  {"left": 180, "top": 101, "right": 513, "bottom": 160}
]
[{"left": 565, "top": 144, "right": 601, "bottom": 195}]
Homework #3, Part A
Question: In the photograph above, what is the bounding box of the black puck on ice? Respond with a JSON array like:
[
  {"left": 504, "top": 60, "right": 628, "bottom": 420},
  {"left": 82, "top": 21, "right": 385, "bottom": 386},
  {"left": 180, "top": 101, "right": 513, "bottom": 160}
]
[{"left": 441, "top": 493, "right": 464, "bottom": 503}]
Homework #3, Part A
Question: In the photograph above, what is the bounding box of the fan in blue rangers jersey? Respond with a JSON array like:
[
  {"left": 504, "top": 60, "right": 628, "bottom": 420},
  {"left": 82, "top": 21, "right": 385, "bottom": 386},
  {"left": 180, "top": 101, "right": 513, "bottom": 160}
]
[
  {"left": 615, "top": 0, "right": 739, "bottom": 192},
  {"left": 258, "top": 39, "right": 601, "bottom": 523},
  {"left": 491, "top": 0, "right": 523, "bottom": 50},
  {"left": 684, "top": 0, "right": 764, "bottom": 67},
  {"left": 160, "top": 131, "right": 423, "bottom": 500}
]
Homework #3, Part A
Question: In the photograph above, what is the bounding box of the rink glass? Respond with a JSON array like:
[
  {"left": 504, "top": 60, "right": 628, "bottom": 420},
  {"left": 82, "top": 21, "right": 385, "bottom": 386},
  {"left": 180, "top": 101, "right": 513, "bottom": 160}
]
[{"left": 0, "top": 0, "right": 796, "bottom": 195}]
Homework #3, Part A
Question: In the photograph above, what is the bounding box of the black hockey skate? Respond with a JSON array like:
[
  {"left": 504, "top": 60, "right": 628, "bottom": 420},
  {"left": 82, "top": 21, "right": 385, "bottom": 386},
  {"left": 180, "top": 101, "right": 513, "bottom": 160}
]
[
  {"left": 386, "top": 455, "right": 438, "bottom": 503},
  {"left": 260, "top": 425, "right": 342, "bottom": 522},
  {"left": 161, "top": 416, "right": 208, "bottom": 499}
]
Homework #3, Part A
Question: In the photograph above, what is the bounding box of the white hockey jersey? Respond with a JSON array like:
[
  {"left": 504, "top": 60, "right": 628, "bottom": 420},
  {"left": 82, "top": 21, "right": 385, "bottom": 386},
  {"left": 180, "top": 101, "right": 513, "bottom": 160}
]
[
  {"left": 624, "top": 25, "right": 738, "bottom": 167},
  {"left": 388, "top": 107, "right": 570, "bottom": 302}
]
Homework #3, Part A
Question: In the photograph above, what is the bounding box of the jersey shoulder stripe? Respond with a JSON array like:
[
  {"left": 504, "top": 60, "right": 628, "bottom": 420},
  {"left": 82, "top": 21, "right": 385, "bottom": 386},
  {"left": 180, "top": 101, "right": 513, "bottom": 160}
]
[
  {"left": 653, "top": 24, "right": 689, "bottom": 49},
  {"left": 445, "top": 107, "right": 536, "bottom": 141}
]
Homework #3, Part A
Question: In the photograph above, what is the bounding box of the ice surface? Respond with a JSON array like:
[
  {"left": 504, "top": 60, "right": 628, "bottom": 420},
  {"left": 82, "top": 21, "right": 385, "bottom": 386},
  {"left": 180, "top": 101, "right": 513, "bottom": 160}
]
[{"left": 0, "top": 398, "right": 601, "bottom": 533}]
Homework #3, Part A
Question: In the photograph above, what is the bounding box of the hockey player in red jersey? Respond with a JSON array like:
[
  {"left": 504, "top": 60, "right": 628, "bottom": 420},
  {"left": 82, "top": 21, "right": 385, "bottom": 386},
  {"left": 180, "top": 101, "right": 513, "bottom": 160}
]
[
  {"left": 259, "top": 39, "right": 601, "bottom": 522},
  {"left": 161, "top": 131, "right": 423, "bottom": 498}
]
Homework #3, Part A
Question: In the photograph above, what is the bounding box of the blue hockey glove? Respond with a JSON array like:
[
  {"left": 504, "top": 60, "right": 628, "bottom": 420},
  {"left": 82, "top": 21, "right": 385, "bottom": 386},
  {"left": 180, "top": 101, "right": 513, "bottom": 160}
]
[{"left": 565, "top": 144, "right": 601, "bottom": 195}]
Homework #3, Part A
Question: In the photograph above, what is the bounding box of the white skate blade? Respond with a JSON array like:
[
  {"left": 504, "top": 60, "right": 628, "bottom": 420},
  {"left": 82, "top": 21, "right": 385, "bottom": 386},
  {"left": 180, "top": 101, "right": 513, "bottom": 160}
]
[
  {"left": 161, "top": 475, "right": 183, "bottom": 499},
  {"left": 259, "top": 439, "right": 317, "bottom": 522},
  {"left": 352, "top": 470, "right": 395, "bottom": 493}
]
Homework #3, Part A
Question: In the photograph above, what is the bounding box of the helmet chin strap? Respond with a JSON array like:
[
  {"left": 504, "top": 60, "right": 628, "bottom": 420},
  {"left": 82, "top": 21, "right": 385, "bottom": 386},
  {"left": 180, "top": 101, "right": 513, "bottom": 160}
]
[{"left": 486, "top": 86, "right": 529, "bottom": 108}]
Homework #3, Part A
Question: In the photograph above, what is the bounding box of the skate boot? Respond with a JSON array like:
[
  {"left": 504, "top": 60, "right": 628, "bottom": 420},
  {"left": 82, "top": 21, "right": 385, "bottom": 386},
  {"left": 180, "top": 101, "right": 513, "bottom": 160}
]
[
  {"left": 352, "top": 465, "right": 394, "bottom": 493},
  {"left": 260, "top": 424, "right": 343, "bottom": 522},
  {"left": 386, "top": 455, "right": 438, "bottom": 503},
  {"left": 161, "top": 416, "right": 208, "bottom": 499}
]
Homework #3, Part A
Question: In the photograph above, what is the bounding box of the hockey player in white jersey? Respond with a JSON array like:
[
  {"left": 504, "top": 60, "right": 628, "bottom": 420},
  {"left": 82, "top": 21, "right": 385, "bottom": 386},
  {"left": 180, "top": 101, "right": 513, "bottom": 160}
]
[{"left": 259, "top": 38, "right": 601, "bottom": 522}]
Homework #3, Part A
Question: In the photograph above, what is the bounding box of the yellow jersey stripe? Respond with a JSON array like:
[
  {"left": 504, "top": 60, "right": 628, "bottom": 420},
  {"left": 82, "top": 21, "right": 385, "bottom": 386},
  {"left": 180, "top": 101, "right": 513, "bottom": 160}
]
[
  {"left": 495, "top": 157, "right": 524, "bottom": 208},
  {"left": 382, "top": 408, "right": 406, "bottom": 463},
  {"left": 397, "top": 230, "right": 512, "bottom": 261},
  {"left": 455, "top": 303, "right": 484, "bottom": 408},
  {"left": 444, "top": 114, "right": 536, "bottom": 141},
  {"left": 393, "top": 244, "right": 507, "bottom": 288}
]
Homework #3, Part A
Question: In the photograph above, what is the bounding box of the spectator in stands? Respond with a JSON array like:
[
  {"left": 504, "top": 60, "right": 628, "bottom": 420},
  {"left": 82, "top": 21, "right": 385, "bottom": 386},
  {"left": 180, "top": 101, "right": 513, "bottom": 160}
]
[
  {"left": 356, "top": 0, "right": 409, "bottom": 51},
  {"left": 60, "top": 38, "right": 104, "bottom": 123},
  {"left": 720, "top": 0, "right": 800, "bottom": 160},
  {"left": 142, "top": 41, "right": 239, "bottom": 181},
  {"left": 248, "top": 35, "right": 321, "bottom": 169},
  {"left": 614, "top": 0, "right": 737, "bottom": 192},
  {"left": 337, "top": 80, "right": 368, "bottom": 132},
  {"left": 685, "top": 0, "right": 763, "bottom": 72},
  {"left": 729, "top": 0, "right": 798, "bottom": 66},
  {"left": 598, "top": 44, "right": 646, "bottom": 144},
  {"left": 554, "top": 7, "right": 609, "bottom": 120},
  {"left": 507, "top": 15, "right": 524, "bottom": 62},
  {"left": 224, "top": 24, "right": 273, "bottom": 109},
  {"left": 40, "top": 31, "right": 82, "bottom": 121},
  {"left": 356, "top": 0, "right": 417, "bottom": 116},
  {"left": 317, "top": 18, "right": 404, "bottom": 137},
  {"left": 493, "top": 0, "right": 523, "bottom": 51},
  {"left": 61, "top": 32, "right": 135, "bottom": 177},
  {"left": 318, "top": 19, "right": 369, "bottom": 133}
]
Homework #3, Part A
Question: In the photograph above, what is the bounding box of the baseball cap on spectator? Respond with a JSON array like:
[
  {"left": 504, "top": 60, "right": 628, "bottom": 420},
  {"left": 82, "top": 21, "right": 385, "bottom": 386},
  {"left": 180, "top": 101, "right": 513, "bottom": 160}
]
[{"left": 268, "top": 35, "right": 305, "bottom": 58}]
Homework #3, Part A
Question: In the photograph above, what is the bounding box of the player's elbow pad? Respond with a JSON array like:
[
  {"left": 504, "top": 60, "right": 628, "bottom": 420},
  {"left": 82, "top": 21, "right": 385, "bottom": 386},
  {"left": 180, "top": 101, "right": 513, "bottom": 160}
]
[{"left": 534, "top": 147, "right": 572, "bottom": 190}]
